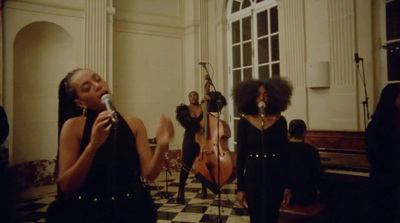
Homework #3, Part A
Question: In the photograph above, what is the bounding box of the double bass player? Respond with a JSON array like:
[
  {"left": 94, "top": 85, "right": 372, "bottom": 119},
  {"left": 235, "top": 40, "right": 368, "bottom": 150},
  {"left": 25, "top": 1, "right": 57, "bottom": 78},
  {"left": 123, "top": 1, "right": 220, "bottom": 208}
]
[{"left": 175, "top": 88, "right": 230, "bottom": 204}]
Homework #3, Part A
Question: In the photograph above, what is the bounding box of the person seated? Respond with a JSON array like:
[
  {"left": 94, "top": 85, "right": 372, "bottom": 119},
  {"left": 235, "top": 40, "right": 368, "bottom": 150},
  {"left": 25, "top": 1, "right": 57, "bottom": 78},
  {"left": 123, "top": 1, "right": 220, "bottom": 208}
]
[{"left": 287, "top": 119, "right": 322, "bottom": 205}]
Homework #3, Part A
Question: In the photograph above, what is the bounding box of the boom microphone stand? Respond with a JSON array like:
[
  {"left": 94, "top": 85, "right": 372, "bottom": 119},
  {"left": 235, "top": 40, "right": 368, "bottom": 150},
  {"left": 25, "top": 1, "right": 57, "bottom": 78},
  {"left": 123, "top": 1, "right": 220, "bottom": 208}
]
[
  {"left": 354, "top": 53, "right": 370, "bottom": 130},
  {"left": 259, "top": 104, "right": 266, "bottom": 223},
  {"left": 200, "top": 62, "right": 223, "bottom": 223}
]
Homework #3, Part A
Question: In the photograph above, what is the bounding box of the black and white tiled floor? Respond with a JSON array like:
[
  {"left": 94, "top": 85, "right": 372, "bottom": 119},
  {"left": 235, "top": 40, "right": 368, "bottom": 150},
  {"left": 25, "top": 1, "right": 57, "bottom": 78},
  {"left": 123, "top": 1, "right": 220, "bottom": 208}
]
[{"left": 12, "top": 171, "right": 250, "bottom": 223}]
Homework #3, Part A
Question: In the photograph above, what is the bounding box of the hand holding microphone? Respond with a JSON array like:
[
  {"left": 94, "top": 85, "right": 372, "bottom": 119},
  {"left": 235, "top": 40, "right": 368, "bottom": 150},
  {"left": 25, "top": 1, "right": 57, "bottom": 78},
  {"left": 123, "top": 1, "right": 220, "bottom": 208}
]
[{"left": 101, "top": 94, "right": 119, "bottom": 124}]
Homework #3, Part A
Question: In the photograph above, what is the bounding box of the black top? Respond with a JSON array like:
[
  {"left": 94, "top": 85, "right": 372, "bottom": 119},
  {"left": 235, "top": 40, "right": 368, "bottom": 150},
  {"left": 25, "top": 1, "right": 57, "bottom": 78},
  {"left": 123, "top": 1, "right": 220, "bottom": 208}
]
[
  {"left": 176, "top": 104, "right": 202, "bottom": 132},
  {"left": 236, "top": 116, "right": 290, "bottom": 191},
  {"left": 77, "top": 110, "right": 142, "bottom": 197},
  {"left": 287, "top": 141, "right": 321, "bottom": 204},
  {"left": 0, "top": 106, "right": 9, "bottom": 145}
]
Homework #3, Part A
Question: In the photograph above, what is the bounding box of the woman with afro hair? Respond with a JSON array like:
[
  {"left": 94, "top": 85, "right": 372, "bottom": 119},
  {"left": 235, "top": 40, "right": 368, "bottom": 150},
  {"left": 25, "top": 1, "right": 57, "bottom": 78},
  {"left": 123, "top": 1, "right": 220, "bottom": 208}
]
[{"left": 232, "top": 77, "right": 293, "bottom": 223}]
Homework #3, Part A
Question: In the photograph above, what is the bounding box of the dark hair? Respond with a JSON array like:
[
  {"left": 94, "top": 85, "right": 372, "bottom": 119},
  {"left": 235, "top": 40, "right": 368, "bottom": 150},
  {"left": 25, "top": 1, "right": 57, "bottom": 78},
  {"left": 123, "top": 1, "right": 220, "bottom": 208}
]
[
  {"left": 56, "top": 68, "right": 85, "bottom": 180},
  {"left": 208, "top": 91, "right": 227, "bottom": 112},
  {"left": 58, "top": 68, "right": 85, "bottom": 134},
  {"left": 289, "top": 119, "right": 307, "bottom": 137},
  {"left": 188, "top": 91, "right": 199, "bottom": 97},
  {"left": 371, "top": 83, "right": 400, "bottom": 125},
  {"left": 232, "top": 77, "right": 293, "bottom": 115},
  {"left": 264, "top": 77, "right": 293, "bottom": 114},
  {"left": 232, "top": 80, "right": 264, "bottom": 115}
]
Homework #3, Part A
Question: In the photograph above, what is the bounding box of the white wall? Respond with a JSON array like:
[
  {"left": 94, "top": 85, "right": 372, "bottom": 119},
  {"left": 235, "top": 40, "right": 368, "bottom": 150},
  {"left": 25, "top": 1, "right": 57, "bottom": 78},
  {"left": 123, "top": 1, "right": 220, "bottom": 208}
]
[
  {"left": 280, "top": 0, "right": 376, "bottom": 131},
  {"left": 3, "top": 1, "right": 85, "bottom": 164},
  {"left": 13, "top": 22, "right": 74, "bottom": 164},
  {"left": 112, "top": 0, "right": 189, "bottom": 150},
  {"left": 1, "top": 0, "right": 387, "bottom": 165}
]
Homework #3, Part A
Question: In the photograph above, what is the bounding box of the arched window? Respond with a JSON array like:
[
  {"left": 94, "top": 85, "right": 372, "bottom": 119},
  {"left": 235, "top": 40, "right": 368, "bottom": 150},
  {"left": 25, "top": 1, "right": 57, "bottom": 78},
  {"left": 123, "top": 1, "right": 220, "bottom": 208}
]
[{"left": 227, "top": 0, "right": 279, "bottom": 151}]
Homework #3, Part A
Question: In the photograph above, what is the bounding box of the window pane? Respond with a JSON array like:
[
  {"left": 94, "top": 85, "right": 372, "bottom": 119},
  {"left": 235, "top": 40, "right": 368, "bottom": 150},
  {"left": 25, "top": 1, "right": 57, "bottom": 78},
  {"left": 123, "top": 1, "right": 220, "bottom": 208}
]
[
  {"left": 242, "top": 16, "right": 252, "bottom": 41},
  {"left": 232, "top": 45, "right": 241, "bottom": 68},
  {"left": 257, "top": 10, "right": 269, "bottom": 37},
  {"left": 242, "top": 0, "right": 251, "bottom": 9},
  {"left": 272, "top": 63, "right": 280, "bottom": 76},
  {"left": 244, "top": 68, "right": 252, "bottom": 81},
  {"left": 271, "top": 34, "right": 279, "bottom": 61},
  {"left": 386, "top": 1, "right": 400, "bottom": 41},
  {"left": 259, "top": 65, "right": 269, "bottom": 80},
  {"left": 271, "top": 6, "right": 278, "bottom": 33},
  {"left": 243, "top": 42, "right": 252, "bottom": 66},
  {"left": 232, "top": 1, "right": 241, "bottom": 13},
  {"left": 233, "top": 120, "right": 238, "bottom": 148},
  {"left": 232, "top": 20, "right": 241, "bottom": 44},
  {"left": 233, "top": 69, "right": 241, "bottom": 117},
  {"left": 387, "top": 42, "right": 400, "bottom": 81},
  {"left": 233, "top": 69, "right": 242, "bottom": 86},
  {"left": 258, "top": 37, "right": 269, "bottom": 64}
]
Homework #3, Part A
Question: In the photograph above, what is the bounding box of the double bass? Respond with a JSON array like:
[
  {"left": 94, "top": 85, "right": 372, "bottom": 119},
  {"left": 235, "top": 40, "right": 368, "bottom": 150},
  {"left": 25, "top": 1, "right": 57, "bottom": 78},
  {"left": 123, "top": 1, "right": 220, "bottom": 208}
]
[{"left": 194, "top": 75, "right": 232, "bottom": 193}]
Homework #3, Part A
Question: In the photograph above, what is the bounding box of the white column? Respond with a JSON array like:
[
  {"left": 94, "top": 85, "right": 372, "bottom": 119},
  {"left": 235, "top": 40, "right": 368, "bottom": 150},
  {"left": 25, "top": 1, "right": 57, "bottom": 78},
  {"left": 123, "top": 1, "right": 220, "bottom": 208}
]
[{"left": 84, "top": 0, "right": 115, "bottom": 85}]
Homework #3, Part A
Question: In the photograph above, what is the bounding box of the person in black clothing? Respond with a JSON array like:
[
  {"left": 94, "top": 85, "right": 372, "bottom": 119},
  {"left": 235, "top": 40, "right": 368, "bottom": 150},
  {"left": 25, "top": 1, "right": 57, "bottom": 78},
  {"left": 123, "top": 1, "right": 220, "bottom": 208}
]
[
  {"left": 0, "top": 106, "right": 9, "bottom": 146},
  {"left": 175, "top": 91, "right": 227, "bottom": 203},
  {"left": 366, "top": 83, "right": 400, "bottom": 223},
  {"left": 46, "top": 68, "right": 174, "bottom": 223},
  {"left": 0, "top": 106, "right": 10, "bottom": 223},
  {"left": 287, "top": 119, "right": 321, "bottom": 205},
  {"left": 233, "top": 78, "right": 293, "bottom": 223}
]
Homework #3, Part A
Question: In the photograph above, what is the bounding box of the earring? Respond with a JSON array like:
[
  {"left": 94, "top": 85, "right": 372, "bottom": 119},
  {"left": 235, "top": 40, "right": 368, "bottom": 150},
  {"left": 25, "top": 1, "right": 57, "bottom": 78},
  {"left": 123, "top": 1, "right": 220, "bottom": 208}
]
[{"left": 82, "top": 107, "right": 87, "bottom": 117}]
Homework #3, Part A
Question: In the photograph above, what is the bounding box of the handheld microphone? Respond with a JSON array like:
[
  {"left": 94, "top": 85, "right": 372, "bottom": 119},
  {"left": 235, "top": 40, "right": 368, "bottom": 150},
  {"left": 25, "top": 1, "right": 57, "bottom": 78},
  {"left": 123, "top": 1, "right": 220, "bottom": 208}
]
[
  {"left": 258, "top": 101, "right": 265, "bottom": 119},
  {"left": 101, "top": 94, "right": 119, "bottom": 124}
]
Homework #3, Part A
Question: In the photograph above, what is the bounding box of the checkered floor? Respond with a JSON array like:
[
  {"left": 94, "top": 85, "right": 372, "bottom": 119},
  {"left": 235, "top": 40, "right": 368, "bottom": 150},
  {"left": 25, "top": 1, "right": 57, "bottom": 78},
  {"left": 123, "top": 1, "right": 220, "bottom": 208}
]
[{"left": 11, "top": 171, "right": 250, "bottom": 223}]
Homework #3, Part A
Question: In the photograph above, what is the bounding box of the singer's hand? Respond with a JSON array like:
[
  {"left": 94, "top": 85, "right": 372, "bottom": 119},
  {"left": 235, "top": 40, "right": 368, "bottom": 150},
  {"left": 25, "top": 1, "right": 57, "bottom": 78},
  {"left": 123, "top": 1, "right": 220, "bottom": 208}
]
[
  {"left": 89, "top": 110, "right": 114, "bottom": 150},
  {"left": 155, "top": 114, "right": 174, "bottom": 150}
]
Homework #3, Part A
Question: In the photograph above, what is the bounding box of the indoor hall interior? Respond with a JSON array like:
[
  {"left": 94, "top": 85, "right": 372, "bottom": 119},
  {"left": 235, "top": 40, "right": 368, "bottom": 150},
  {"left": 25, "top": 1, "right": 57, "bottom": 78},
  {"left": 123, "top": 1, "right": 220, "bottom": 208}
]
[{"left": 1, "top": 0, "right": 399, "bottom": 223}]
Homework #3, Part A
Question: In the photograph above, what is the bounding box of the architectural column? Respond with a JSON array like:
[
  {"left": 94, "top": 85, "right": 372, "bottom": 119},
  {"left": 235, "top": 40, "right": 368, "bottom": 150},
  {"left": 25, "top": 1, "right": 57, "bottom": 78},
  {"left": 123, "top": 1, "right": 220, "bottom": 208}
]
[
  {"left": 84, "top": 0, "right": 115, "bottom": 84},
  {"left": 199, "top": 0, "right": 209, "bottom": 94},
  {"left": 328, "top": 0, "right": 356, "bottom": 86}
]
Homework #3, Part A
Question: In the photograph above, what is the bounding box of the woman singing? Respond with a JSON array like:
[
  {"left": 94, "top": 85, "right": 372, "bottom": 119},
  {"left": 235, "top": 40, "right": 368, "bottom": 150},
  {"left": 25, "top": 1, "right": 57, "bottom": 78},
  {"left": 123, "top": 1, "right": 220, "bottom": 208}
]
[
  {"left": 46, "top": 68, "right": 174, "bottom": 223},
  {"left": 233, "top": 78, "right": 293, "bottom": 223}
]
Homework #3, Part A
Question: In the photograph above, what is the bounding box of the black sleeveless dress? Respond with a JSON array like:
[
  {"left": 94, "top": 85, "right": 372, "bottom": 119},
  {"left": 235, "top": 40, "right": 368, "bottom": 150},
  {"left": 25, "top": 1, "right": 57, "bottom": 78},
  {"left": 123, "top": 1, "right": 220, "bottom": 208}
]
[{"left": 46, "top": 110, "right": 157, "bottom": 223}]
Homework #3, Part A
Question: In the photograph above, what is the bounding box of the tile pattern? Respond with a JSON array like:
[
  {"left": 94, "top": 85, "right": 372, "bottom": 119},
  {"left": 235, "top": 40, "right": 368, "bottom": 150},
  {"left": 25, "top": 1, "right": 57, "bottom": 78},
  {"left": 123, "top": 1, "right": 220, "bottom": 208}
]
[{"left": 12, "top": 171, "right": 250, "bottom": 223}]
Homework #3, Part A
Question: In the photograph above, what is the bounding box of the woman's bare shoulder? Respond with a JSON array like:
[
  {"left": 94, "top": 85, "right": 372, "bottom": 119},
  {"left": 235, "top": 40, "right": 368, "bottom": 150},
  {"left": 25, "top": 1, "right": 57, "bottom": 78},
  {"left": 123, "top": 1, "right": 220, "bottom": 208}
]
[
  {"left": 122, "top": 115, "right": 146, "bottom": 133},
  {"left": 61, "top": 116, "right": 85, "bottom": 134}
]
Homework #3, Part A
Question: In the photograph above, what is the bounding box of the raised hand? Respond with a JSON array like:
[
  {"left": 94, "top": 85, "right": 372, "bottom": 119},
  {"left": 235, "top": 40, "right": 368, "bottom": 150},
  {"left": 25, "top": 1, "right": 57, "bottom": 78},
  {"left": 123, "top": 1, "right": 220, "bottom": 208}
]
[{"left": 156, "top": 114, "right": 174, "bottom": 149}]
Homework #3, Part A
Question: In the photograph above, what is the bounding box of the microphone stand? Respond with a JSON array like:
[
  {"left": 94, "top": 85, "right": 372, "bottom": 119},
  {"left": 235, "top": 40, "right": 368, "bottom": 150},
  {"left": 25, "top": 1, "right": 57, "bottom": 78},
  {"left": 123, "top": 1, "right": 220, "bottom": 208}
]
[
  {"left": 355, "top": 56, "right": 370, "bottom": 130},
  {"left": 200, "top": 63, "right": 223, "bottom": 223},
  {"left": 111, "top": 118, "right": 119, "bottom": 223},
  {"left": 260, "top": 114, "right": 266, "bottom": 223},
  {"left": 160, "top": 160, "right": 175, "bottom": 202}
]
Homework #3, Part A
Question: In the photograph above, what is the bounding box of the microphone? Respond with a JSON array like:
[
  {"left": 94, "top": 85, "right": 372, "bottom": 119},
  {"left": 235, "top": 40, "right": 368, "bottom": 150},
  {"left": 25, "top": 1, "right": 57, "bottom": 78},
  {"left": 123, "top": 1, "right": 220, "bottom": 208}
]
[
  {"left": 258, "top": 101, "right": 265, "bottom": 119},
  {"left": 101, "top": 94, "right": 119, "bottom": 124},
  {"left": 199, "top": 62, "right": 207, "bottom": 65},
  {"left": 354, "top": 53, "right": 363, "bottom": 63}
]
